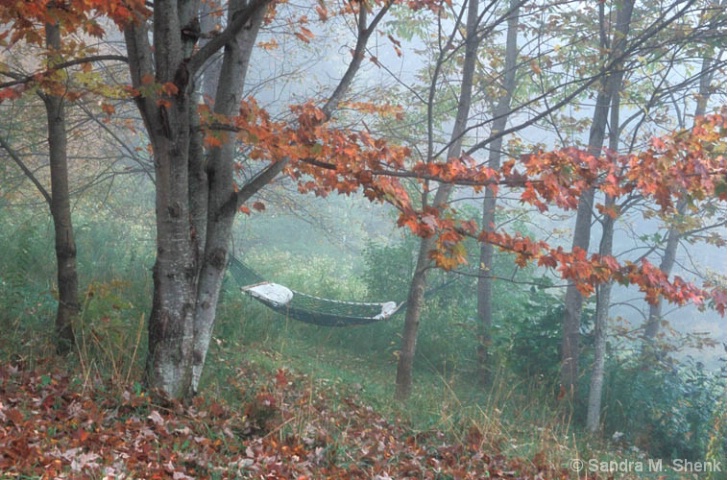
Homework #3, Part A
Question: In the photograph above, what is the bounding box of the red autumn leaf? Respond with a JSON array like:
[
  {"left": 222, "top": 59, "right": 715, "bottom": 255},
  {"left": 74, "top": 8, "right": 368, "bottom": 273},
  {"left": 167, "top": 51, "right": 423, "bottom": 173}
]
[{"left": 100, "top": 102, "right": 116, "bottom": 115}]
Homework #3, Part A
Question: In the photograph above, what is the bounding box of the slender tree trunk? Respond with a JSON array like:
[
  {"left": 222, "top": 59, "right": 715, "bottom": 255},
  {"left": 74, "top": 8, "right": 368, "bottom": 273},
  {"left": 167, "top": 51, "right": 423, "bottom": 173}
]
[
  {"left": 560, "top": 0, "right": 634, "bottom": 397},
  {"left": 586, "top": 195, "right": 614, "bottom": 432},
  {"left": 395, "top": 0, "right": 480, "bottom": 400},
  {"left": 396, "top": 236, "right": 435, "bottom": 400},
  {"left": 586, "top": 20, "right": 715, "bottom": 430},
  {"left": 585, "top": 72, "right": 625, "bottom": 431},
  {"left": 191, "top": 4, "right": 265, "bottom": 393},
  {"left": 43, "top": 21, "right": 78, "bottom": 355},
  {"left": 477, "top": 0, "right": 520, "bottom": 386},
  {"left": 560, "top": 188, "right": 595, "bottom": 393},
  {"left": 643, "top": 54, "right": 714, "bottom": 347},
  {"left": 643, "top": 207, "right": 682, "bottom": 341}
]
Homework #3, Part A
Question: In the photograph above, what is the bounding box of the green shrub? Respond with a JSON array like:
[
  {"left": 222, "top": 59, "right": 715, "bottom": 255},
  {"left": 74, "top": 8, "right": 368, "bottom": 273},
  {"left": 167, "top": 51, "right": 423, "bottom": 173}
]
[{"left": 601, "top": 354, "right": 725, "bottom": 460}]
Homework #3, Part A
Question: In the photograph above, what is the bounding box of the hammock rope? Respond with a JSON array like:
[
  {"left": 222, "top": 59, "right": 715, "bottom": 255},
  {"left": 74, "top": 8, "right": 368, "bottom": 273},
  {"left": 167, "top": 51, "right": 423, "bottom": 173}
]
[{"left": 227, "top": 255, "right": 404, "bottom": 327}]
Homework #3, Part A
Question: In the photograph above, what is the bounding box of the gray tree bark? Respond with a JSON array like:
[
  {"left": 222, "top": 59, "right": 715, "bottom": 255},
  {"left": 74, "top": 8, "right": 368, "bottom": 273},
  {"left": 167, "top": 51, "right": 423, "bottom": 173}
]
[
  {"left": 477, "top": 0, "right": 520, "bottom": 386},
  {"left": 587, "top": 29, "right": 718, "bottom": 431},
  {"left": 396, "top": 0, "right": 480, "bottom": 400},
  {"left": 560, "top": 0, "right": 634, "bottom": 398},
  {"left": 643, "top": 54, "right": 715, "bottom": 346},
  {"left": 124, "top": 0, "right": 386, "bottom": 399},
  {"left": 585, "top": 197, "right": 614, "bottom": 432},
  {"left": 586, "top": 87, "right": 621, "bottom": 431},
  {"left": 191, "top": 2, "right": 265, "bottom": 393}
]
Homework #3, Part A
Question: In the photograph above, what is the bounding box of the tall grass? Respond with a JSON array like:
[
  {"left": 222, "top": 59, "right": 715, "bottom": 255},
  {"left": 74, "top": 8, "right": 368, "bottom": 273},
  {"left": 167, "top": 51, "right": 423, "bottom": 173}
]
[
  {"left": 0, "top": 203, "right": 154, "bottom": 387},
  {"left": 2, "top": 201, "right": 723, "bottom": 477}
]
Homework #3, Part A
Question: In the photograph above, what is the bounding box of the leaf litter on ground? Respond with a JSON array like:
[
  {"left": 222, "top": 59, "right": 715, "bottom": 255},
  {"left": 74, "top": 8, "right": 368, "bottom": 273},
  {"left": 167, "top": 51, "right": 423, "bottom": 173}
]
[{"left": 0, "top": 359, "right": 578, "bottom": 479}]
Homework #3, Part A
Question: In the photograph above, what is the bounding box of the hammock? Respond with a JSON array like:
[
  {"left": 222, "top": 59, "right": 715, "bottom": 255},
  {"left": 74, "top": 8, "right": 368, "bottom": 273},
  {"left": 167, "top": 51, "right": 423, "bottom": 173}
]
[{"left": 227, "top": 255, "right": 405, "bottom": 327}]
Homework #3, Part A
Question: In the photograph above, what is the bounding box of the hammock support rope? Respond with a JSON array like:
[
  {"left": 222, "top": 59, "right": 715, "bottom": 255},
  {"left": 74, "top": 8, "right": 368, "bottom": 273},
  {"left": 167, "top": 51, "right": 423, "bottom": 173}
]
[{"left": 227, "top": 256, "right": 404, "bottom": 327}]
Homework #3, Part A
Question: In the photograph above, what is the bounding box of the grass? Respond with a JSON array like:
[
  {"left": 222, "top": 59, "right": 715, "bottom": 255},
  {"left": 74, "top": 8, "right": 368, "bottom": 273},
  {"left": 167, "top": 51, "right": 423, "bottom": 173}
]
[
  {"left": 0, "top": 208, "right": 723, "bottom": 478},
  {"left": 0, "top": 305, "right": 719, "bottom": 479}
]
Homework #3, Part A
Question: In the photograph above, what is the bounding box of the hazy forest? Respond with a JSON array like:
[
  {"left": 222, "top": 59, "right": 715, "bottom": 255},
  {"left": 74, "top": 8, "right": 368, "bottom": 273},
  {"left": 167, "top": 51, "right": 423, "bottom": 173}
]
[{"left": 1, "top": 0, "right": 726, "bottom": 478}]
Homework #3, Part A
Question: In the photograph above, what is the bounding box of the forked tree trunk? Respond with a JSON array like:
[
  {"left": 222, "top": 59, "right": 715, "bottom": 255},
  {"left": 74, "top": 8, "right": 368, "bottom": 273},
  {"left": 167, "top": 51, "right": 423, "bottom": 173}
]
[
  {"left": 124, "top": 0, "right": 382, "bottom": 399},
  {"left": 191, "top": 4, "right": 265, "bottom": 393},
  {"left": 43, "top": 21, "right": 79, "bottom": 355},
  {"left": 395, "top": 0, "right": 480, "bottom": 401},
  {"left": 145, "top": 101, "right": 197, "bottom": 397},
  {"left": 560, "top": 0, "right": 634, "bottom": 398},
  {"left": 125, "top": 4, "right": 199, "bottom": 397},
  {"left": 586, "top": 26, "right": 715, "bottom": 431}
]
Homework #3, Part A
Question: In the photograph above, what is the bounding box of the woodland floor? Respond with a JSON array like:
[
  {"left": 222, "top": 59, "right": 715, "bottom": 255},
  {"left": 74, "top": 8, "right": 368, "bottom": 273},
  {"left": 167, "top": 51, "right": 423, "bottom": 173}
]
[{"left": 0, "top": 357, "right": 694, "bottom": 480}]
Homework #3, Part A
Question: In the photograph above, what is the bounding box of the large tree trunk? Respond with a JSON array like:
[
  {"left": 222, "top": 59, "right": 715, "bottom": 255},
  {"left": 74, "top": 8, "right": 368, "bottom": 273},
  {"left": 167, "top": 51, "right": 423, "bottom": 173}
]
[
  {"left": 560, "top": 0, "right": 634, "bottom": 398},
  {"left": 124, "top": 0, "right": 380, "bottom": 398},
  {"left": 125, "top": 2, "right": 199, "bottom": 398},
  {"left": 145, "top": 101, "right": 197, "bottom": 398},
  {"left": 477, "top": 0, "right": 520, "bottom": 386},
  {"left": 43, "top": 21, "right": 78, "bottom": 355},
  {"left": 395, "top": 0, "right": 480, "bottom": 400}
]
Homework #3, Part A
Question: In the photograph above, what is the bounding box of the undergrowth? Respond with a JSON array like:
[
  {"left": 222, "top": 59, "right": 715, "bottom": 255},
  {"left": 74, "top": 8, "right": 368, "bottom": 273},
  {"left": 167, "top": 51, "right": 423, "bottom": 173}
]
[{"left": 0, "top": 206, "right": 724, "bottom": 479}]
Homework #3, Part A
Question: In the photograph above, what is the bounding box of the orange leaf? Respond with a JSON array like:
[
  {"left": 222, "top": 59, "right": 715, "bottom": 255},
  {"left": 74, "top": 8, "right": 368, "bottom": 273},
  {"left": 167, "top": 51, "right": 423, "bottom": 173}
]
[{"left": 161, "top": 81, "right": 178, "bottom": 96}]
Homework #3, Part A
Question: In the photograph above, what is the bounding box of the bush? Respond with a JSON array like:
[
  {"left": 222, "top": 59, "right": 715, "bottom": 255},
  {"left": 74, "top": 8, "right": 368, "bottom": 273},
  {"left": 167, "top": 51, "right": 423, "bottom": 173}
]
[{"left": 601, "top": 354, "right": 725, "bottom": 460}]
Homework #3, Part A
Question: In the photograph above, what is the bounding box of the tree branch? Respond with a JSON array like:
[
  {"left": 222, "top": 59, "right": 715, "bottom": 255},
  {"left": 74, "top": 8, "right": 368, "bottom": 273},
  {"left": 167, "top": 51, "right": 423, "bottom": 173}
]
[
  {"left": 0, "top": 135, "right": 52, "bottom": 205},
  {"left": 0, "top": 55, "right": 128, "bottom": 89},
  {"left": 188, "top": 0, "right": 271, "bottom": 76},
  {"left": 232, "top": 1, "right": 392, "bottom": 209}
]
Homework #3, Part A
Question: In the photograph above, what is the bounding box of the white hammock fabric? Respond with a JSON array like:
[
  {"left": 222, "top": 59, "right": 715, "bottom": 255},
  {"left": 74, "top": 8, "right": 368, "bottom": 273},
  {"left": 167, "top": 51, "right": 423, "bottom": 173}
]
[{"left": 243, "top": 282, "right": 294, "bottom": 308}]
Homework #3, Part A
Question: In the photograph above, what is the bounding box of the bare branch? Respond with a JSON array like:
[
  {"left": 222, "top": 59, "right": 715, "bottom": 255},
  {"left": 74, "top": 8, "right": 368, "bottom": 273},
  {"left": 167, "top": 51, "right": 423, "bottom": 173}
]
[
  {"left": 0, "top": 135, "right": 52, "bottom": 205},
  {"left": 0, "top": 55, "right": 128, "bottom": 89}
]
